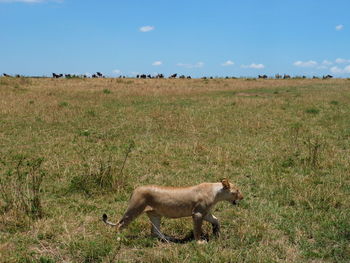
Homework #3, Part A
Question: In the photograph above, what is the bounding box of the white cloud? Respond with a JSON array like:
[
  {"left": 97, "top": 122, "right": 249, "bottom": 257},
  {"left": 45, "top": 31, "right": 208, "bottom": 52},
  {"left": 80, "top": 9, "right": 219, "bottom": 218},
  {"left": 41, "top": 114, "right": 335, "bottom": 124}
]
[
  {"left": 112, "top": 69, "right": 121, "bottom": 74},
  {"left": 335, "top": 58, "right": 350, "bottom": 64},
  {"left": 342, "top": 65, "right": 350, "bottom": 72},
  {"left": 241, "top": 63, "right": 265, "bottom": 69},
  {"left": 222, "top": 60, "right": 234, "bottom": 66},
  {"left": 152, "top": 61, "right": 162, "bottom": 66},
  {"left": 316, "top": 60, "right": 333, "bottom": 69},
  {"left": 335, "top": 24, "right": 344, "bottom": 31},
  {"left": 293, "top": 60, "right": 318, "bottom": 67},
  {"left": 139, "top": 26, "right": 155, "bottom": 32},
  {"left": 322, "top": 60, "right": 333, "bottom": 66},
  {"left": 177, "top": 62, "right": 204, "bottom": 68},
  {"left": 330, "top": 65, "right": 350, "bottom": 74},
  {"left": 330, "top": 66, "right": 342, "bottom": 74}
]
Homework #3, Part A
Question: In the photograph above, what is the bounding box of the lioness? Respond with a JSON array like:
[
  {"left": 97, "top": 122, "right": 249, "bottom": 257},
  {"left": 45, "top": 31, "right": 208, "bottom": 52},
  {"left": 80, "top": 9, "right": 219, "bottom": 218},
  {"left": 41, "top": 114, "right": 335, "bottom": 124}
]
[{"left": 102, "top": 178, "right": 243, "bottom": 244}]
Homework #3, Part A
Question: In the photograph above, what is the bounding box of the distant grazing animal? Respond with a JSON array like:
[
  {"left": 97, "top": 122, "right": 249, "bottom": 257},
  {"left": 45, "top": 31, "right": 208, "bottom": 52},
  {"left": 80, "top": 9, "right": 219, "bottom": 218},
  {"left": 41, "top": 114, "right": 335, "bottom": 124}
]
[
  {"left": 102, "top": 179, "right": 243, "bottom": 244},
  {"left": 91, "top": 72, "right": 104, "bottom": 78},
  {"left": 52, "top": 73, "right": 63, "bottom": 78},
  {"left": 179, "top": 75, "right": 186, "bottom": 79},
  {"left": 169, "top": 73, "right": 177, "bottom": 79},
  {"left": 283, "top": 74, "right": 291, "bottom": 79},
  {"left": 187, "top": 76, "right": 192, "bottom": 79},
  {"left": 258, "top": 75, "right": 268, "bottom": 79},
  {"left": 140, "top": 74, "right": 147, "bottom": 79},
  {"left": 156, "top": 74, "right": 164, "bottom": 78},
  {"left": 323, "top": 75, "right": 333, "bottom": 79},
  {"left": 3, "top": 73, "right": 11, "bottom": 77}
]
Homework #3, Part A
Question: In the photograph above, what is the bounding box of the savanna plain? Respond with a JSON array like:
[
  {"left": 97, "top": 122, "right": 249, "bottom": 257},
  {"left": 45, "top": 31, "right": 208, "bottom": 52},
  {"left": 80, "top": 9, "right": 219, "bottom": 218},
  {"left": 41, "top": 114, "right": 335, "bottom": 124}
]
[{"left": 0, "top": 77, "right": 349, "bottom": 263}]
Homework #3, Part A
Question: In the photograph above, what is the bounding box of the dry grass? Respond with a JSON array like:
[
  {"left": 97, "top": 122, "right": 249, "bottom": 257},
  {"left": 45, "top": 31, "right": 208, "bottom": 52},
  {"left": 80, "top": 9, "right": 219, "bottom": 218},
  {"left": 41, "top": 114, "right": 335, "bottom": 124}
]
[{"left": 0, "top": 77, "right": 350, "bottom": 262}]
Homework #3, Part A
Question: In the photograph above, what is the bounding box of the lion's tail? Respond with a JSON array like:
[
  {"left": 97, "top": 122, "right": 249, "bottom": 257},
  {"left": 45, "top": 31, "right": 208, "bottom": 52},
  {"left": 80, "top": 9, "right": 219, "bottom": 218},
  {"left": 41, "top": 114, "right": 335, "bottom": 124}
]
[{"left": 102, "top": 214, "right": 117, "bottom": 226}]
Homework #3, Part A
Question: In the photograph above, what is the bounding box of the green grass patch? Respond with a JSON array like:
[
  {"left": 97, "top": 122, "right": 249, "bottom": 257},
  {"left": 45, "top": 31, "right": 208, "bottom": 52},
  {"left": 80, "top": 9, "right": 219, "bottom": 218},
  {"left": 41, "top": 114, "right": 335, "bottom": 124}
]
[
  {"left": 305, "top": 108, "right": 320, "bottom": 114},
  {"left": 0, "top": 78, "right": 349, "bottom": 262}
]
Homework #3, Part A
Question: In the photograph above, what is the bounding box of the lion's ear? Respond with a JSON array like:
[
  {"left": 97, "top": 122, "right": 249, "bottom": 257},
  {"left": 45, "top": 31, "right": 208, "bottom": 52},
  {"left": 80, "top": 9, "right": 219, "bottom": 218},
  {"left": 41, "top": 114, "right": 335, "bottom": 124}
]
[{"left": 221, "top": 178, "right": 230, "bottom": 189}]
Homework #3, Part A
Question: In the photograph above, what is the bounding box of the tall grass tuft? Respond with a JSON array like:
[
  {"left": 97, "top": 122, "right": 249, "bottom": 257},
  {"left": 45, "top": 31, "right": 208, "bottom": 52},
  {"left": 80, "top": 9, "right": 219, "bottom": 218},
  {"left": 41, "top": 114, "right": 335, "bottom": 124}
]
[
  {"left": 0, "top": 156, "right": 46, "bottom": 222},
  {"left": 69, "top": 140, "right": 135, "bottom": 196}
]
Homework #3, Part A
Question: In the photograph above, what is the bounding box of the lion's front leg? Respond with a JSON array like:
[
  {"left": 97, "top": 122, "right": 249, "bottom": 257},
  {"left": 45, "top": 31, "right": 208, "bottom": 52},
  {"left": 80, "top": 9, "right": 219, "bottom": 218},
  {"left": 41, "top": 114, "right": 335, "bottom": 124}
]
[{"left": 204, "top": 213, "right": 220, "bottom": 237}]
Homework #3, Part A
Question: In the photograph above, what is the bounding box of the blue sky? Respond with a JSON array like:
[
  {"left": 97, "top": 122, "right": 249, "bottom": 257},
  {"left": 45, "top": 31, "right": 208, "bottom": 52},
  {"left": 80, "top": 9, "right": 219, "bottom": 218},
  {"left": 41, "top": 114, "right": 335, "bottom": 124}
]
[{"left": 0, "top": 0, "right": 349, "bottom": 77}]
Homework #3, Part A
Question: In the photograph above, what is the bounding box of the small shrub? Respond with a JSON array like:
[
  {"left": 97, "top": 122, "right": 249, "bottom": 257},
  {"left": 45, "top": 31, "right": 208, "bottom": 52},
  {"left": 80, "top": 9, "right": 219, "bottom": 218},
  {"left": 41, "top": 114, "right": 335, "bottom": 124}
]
[
  {"left": 79, "top": 129, "right": 91, "bottom": 137},
  {"left": 281, "top": 157, "right": 295, "bottom": 168},
  {"left": 86, "top": 109, "right": 96, "bottom": 117},
  {"left": 305, "top": 108, "right": 320, "bottom": 114},
  {"left": 330, "top": 100, "right": 339, "bottom": 105},
  {"left": 58, "top": 101, "right": 69, "bottom": 107},
  {"left": 103, "top": 89, "right": 111, "bottom": 94}
]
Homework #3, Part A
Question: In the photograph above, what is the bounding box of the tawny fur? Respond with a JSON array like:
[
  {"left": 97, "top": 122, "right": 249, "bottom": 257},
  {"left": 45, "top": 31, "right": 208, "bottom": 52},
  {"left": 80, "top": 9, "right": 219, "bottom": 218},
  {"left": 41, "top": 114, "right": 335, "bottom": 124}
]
[{"left": 102, "top": 179, "right": 243, "bottom": 243}]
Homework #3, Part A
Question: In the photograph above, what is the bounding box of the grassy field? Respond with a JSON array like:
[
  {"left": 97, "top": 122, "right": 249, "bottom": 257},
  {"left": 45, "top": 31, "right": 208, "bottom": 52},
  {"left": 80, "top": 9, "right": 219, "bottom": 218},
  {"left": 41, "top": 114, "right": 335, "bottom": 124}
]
[{"left": 0, "top": 77, "right": 349, "bottom": 262}]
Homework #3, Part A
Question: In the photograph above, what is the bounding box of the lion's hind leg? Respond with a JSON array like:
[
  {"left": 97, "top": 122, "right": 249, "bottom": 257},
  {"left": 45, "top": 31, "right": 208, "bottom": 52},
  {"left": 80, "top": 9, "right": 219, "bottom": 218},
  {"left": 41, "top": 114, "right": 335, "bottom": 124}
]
[
  {"left": 146, "top": 211, "right": 162, "bottom": 238},
  {"left": 146, "top": 211, "right": 175, "bottom": 243}
]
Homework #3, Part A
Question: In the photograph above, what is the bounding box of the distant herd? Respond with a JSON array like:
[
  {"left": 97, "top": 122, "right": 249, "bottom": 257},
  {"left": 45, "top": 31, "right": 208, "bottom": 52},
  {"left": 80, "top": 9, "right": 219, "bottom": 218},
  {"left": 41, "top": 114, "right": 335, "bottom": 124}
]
[{"left": 2, "top": 72, "right": 335, "bottom": 80}]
